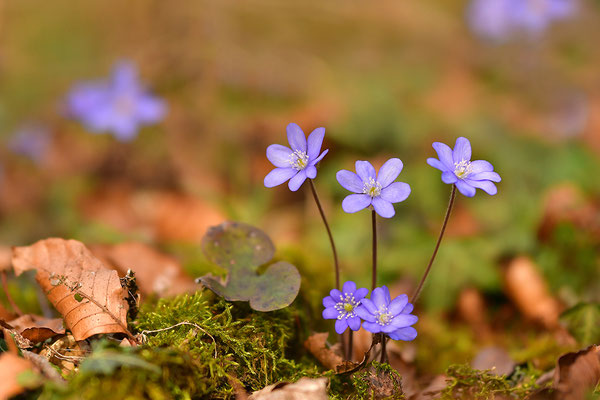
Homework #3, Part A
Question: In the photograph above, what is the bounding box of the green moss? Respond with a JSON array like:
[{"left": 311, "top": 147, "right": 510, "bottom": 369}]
[
  {"left": 39, "top": 290, "right": 321, "bottom": 399},
  {"left": 441, "top": 363, "right": 545, "bottom": 399}
]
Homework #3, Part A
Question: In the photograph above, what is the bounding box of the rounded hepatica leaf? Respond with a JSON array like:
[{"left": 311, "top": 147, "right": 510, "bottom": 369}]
[
  {"left": 202, "top": 221, "right": 275, "bottom": 268},
  {"left": 249, "top": 261, "right": 301, "bottom": 312},
  {"left": 199, "top": 221, "right": 300, "bottom": 312}
]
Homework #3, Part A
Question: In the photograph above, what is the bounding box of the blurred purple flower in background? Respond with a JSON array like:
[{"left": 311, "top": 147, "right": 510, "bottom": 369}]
[
  {"left": 322, "top": 281, "right": 369, "bottom": 334},
  {"left": 264, "top": 123, "right": 329, "bottom": 191},
  {"left": 467, "top": 0, "right": 577, "bottom": 41},
  {"left": 427, "top": 137, "right": 501, "bottom": 197},
  {"left": 337, "top": 158, "right": 410, "bottom": 218},
  {"left": 67, "top": 61, "right": 166, "bottom": 141},
  {"left": 355, "top": 286, "right": 418, "bottom": 340},
  {"left": 8, "top": 123, "right": 52, "bottom": 164}
]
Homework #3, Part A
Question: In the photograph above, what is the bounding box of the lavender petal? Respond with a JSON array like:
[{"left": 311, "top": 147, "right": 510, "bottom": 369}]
[
  {"left": 264, "top": 168, "right": 297, "bottom": 188},
  {"left": 377, "top": 158, "right": 403, "bottom": 187}
]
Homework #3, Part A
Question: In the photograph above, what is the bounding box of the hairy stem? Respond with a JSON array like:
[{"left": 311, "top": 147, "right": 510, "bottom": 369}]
[
  {"left": 380, "top": 334, "right": 388, "bottom": 363},
  {"left": 348, "top": 331, "right": 354, "bottom": 361},
  {"left": 1, "top": 270, "right": 23, "bottom": 316},
  {"left": 410, "top": 184, "right": 456, "bottom": 304},
  {"left": 308, "top": 179, "right": 340, "bottom": 290},
  {"left": 371, "top": 209, "right": 377, "bottom": 292}
]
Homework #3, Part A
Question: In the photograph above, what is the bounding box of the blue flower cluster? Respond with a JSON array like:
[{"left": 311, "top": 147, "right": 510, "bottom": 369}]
[{"left": 322, "top": 281, "right": 418, "bottom": 341}]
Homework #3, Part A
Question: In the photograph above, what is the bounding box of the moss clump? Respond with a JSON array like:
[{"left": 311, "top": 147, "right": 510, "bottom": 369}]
[
  {"left": 39, "top": 290, "right": 321, "bottom": 399},
  {"left": 441, "top": 363, "right": 544, "bottom": 399}
]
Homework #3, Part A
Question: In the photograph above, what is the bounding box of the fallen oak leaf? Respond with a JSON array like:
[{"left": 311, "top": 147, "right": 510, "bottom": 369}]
[
  {"left": 248, "top": 377, "right": 328, "bottom": 400},
  {"left": 553, "top": 345, "right": 600, "bottom": 400},
  {"left": 304, "top": 332, "right": 343, "bottom": 371},
  {"left": 0, "top": 352, "right": 35, "bottom": 399},
  {"left": 12, "top": 238, "right": 131, "bottom": 341},
  {"left": 7, "top": 314, "right": 65, "bottom": 343}
]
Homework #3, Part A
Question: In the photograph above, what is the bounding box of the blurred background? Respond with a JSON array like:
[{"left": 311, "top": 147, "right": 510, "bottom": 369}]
[{"left": 1, "top": 0, "right": 599, "bottom": 373}]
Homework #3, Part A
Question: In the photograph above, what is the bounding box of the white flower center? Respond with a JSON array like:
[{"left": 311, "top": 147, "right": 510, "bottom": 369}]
[
  {"left": 362, "top": 177, "right": 382, "bottom": 197},
  {"left": 375, "top": 306, "right": 392, "bottom": 326},
  {"left": 334, "top": 292, "right": 359, "bottom": 320},
  {"left": 289, "top": 150, "right": 309, "bottom": 171},
  {"left": 454, "top": 160, "right": 473, "bottom": 179}
]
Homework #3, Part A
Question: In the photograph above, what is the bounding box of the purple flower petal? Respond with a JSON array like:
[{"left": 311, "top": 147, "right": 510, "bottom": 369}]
[
  {"left": 323, "top": 307, "right": 339, "bottom": 319},
  {"left": 372, "top": 197, "right": 395, "bottom": 218},
  {"left": 380, "top": 182, "right": 411, "bottom": 204},
  {"left": 266, "top": 144, "right": 293, "bottom": 168},
  {"left": 388, "top": 295, "right": 409, "bottom": 315},
  {"left": 348, "top": 316, "right": 361, "bottom": 331},
  {"left": 286, "top": 123, "right": 306, "bottom": 152},
  {"left": 330, "top": 289, "right": 342, "bottom": 299},
  {"left": 371, "top": 287, "right": 388, "bottom": 309},
  {"left": 335, "top": 319, "right": 349, "bottom": 334},
  {"left": 354, "top": 288, "right": 369, "bottom": 299},
  {"left": 264, "top": 168, "right": 297, "bottom": 188},
  {"left": 359, "top": 298, "right": 378, "bottom": 314},
  {"left": 401, "top": 303, "right": 414, "bottom": 314},
  {"left": 470, "top": 171, "right": 501, "bottom": 182},
  {"left": 355, "top": 160, "right": 376, "bottom": 182},
  {"left": 362, "top": 321, "right": 383, "bottom": 333},
  {"left": 470, "top": 160, "right": 494, "bottom": 174},
  {"left": 453, "top": 137, "right": 472, "bottom": 163},
  {"left": 355, "top": 305, "right": 376, "bottom": 322},
  {"left": 305, "top": 165, "right": 317, "bottom": 179},
  {"left": 442, "top": 171, "right": 458, "bottom": 184},
  {"left": 112, "top": 117, "right": 138, "bottom": 141},
  {"left": 342, "top": 281, "right": 357, "bottom": 294},
  {"left": 323, "top": 296, "right": 336, "bottom": 308},
  {"left": 112, "top": 61, "right": 138, "bottom": 90},
  {"left": 455, "top": 180, "right": 476, "bottom": 197},
  {"left": 310, "top": 149, "right": 329, "bottom": 166},
  {"left": 306, "top": 127, "right": 325, "bottom": 160},
  {"left": 336, "top": 170, "right": 364, "bottom": 193},
  {"left": 136, "top": 97, "right": 166, "bottom": 123},
  {"left": 377, "top": 158, "right": 403, "bottom": 187},
  {"left": 342, "top": 194, "right": 372, "bottom": 214},
  {"left": 389, "top": 314, "right": 418, "bottom": 329},
  {"left": 288, "top": 169, "right": 308, "bottom": 191},
  {"left": 427, "top": 158, "right": 448, "bottom": 172},
  {"left": 382, "top": 285, "right": 392, "bottom": 304},
  {"left": 388, "top": 327, "right": 417, "bottom": 341},
  {"left": 432, "top": 142, "right": 455, "bottom": 170},
  {"left": 465, "top": 179, "right": 498, "bottom": 195}
]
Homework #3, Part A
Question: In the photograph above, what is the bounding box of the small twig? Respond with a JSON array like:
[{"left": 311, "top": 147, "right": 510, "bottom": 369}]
[
  {"left": 44, "top": 345, "right": 87, "bottom": 362},
  {"left": 22, "top": 349, "right": 65, "bottom": 383},
  {"left": 1, "top": 270, "right": 23, "bottom": 316},
  {"left": 139, "top": 321, "right": 217, "bottom": 358}
]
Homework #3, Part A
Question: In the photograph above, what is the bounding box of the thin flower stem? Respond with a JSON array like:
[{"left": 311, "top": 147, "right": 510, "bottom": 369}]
[
  {"left": 371, "top": 209, "right": 377, "bottom": 292},
  {"left": 308, "top": 179, "right": 340, "bottom": 290},
  {"left": 1, "top": 270, "right": 23, "bottom": 316},
  {"left": 380, "top": 334, "right": 387, "bottom": 363},
  {"left": 410, "top": 184, "right": 457, "bottom": 304},
  {"left": 348, "top": 331, "right": 354, "bottom": 361}
]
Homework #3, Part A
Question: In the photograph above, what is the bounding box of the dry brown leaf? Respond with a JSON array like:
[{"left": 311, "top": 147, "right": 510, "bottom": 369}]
[
  {"left": 0, "top": 302, "right": 14, "bottom": 321},
  {"left": 0, "top": 352, "right": 34, "bottom": 399},
  {"left": 7, "top": 314, "right": 65, "bottom": 343},
  {"left": 0, "top": 245, "right": 12, "bottom": 272},
  {"left": 553, "top": 345, "right": 600, "bottom": 400},
  {"left": 303, "top": 332, "right": 343, "bottom": 371},
  {"left": 471, "top": 347, "right": 516, "bottom": 377},
  {"left": 248, "top": 377, "right": 328, "bottom": 400},
  {"left": 12, "top": 238, "right": 130, "bottom": 341},
  {"left": 457, "top": 288, "right": 491, "bottom": 339},
  {"left": 503, "top": 256, "right": 562, "bottom": 329},
  {"left": 90, "top": 242, "right": 197, "bottom": 297},
  {"left": 40, "top": 334, "right": 91, "bottom": 373}
]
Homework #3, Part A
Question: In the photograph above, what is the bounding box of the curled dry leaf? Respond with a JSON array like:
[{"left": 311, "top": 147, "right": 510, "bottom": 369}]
[
  {"left": 503, "top": 256, "right": 562, "bottom": 329},
  {"left": 553, "top": 345, "right": 600, "bottom": 400},
  {"left": 12, "top": 238, "right": 130, "bottom": 341},
  {"left": 91, "top": 242, "right": 197, "bottom": 297},
  {"left": 7, "top": 314, "right": 65, "bottom": 343},
  {"left": 303, "top": 332, "right": 343, "bottom": 371},
  {"left": 0, "top": 352, "right": 34, "bottom": 399},
  {"left": 248, "top": 377, "right": 328, "bottom": 400}
]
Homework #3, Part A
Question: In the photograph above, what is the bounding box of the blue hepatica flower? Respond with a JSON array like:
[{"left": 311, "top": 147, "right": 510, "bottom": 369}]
[
  {"left": 322, "top": 281, "right": 369, "bottom": 334},
  {"left": 427, "top": 137, "right": 501, "bottom": 198},
  {"left": 467, "top": 0, "right": 576, "bottom": 41},
  {"left": 336, "top": 158, "right": 411, "bottom": 218},
  {"left": 264, "top": 123, "right": 329, "bottom": 191},
  {"left": 355, "top": 286, "right": 418, "bottom": 341},
  {"left": 67, "top": 61, "right": 166, "bottom": 141}
]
